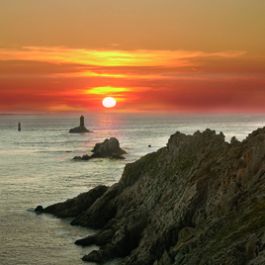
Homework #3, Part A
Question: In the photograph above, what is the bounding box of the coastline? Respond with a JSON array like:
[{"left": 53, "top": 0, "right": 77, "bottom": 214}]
[{"left": 36, "top": 127, "right": 265, "bottom": 265}]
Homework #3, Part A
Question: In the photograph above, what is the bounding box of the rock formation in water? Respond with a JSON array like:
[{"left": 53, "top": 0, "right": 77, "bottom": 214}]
[
  {"left": 73, "top": 137, "right": 127, "bottom": 161},
  {"left": 69, "top": 115, "right": 90, "bottom": 133},
  {"left": 36, "top": 127, "right": 265, "bottom": 265},
  {"left": 92, "top": 137, "right": 127, "bottom": 158}
]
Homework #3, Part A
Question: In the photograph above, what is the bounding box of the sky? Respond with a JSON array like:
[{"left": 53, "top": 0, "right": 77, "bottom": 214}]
[{"left": 0, "top": 0, "right": 264, "bottom": 113}]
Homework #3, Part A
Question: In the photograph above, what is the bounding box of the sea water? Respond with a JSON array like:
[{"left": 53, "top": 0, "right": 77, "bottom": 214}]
[{"left": 0, "top": 113, "right": 265, "bottom": 265}]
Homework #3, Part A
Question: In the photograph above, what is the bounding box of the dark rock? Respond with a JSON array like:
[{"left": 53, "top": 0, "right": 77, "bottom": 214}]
[
  {"left": 75, "top": 235, "right": 97, "bottom": 246},
  {"left": 82, "top": 250, "right": 104, "bottom": 263},
  {"left": 35, "top": 205, "right": 44, "bottom": 213},
  {"left": 73, "top": 137, "right": 126, "bottom": 161},
  {"left": 73, "top": 154, "right": 91, "bottom": 161},
  {"left": 73, "top": 156, "right": 82, "bottom": 161},
  {"left": 69, "top": 115, "right": 90, "bottom": 133},
  {"left": 36, "top": 127, "right": 265, "bottom": 265},
  {"left": 81, "top": 154, "right": 91, "bottom": 160},
  {"left": 75, "top": 229, "right": 114, "bottom": 246},
  {"left": 41, "top": 185, "right": 108, "bottom": 218},
  {"left": 91, "top": 137, "right": 126, "bottom": 159},
  {"left": 71, "top": 184, "right": 119, "bottom": 228},
  {"left": 231, "top": 136, "right": 240, "bottom": 145}
]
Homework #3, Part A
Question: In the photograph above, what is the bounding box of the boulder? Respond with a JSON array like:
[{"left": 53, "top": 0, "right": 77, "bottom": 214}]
[
  {"left": 82, "top": 250, "right": 104, "bottom": 263},
  {"left": 91, "top": 137, "right": 126, "bottom": 159},
  {"left": 73, "top": 154, "right": 91, "bottom": 161},
  {"left": 73, "top": 137, "right": 126, "bottom": 161},
  {"left": 34, "top": 205, "right": 44, "bottom": 214}
]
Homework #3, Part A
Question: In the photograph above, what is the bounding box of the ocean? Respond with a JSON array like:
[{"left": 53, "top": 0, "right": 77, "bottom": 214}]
[{"left": 0, "top": 113, "right": 265, "bottom": 265}]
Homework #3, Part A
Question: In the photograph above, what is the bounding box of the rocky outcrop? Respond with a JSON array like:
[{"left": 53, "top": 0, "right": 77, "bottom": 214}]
[
  {"left": 36, "top": 127, "right": 265, "bottom": 265},
  {"left": 73, "top": 137, "right": 126, "bottom": 161},
  {"left": 92, "top": 137, "right": 126, "bottom": 158},
  {"left": 35, "top": 185, "right": 108, "bottom": 218},
  {"left": 73, "top": 154, "right": 91, "bottom": 161},
  {"left": 69, "top": 115, "right": 90, "bottom": 133}
]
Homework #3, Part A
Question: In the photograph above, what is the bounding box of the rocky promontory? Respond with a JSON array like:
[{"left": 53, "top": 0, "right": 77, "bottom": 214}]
[
  {"left": 73, "top": 137, "right": 127, "bottom": 161},
  {"left": 36, "top": 127, "right": 265, "bottom": 265}
]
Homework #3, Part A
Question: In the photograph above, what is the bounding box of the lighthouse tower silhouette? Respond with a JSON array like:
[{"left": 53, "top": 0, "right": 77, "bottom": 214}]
[
  {"left": 80, "top": 115, "right": 85, "bottom": 127},
  {"left": 69, "top": 115, "right": 90, "bottom": 133}
]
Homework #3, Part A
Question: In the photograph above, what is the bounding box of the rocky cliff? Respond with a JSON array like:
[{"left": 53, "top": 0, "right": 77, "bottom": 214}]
[{"left": 36, "top": 128, "right": 265, "bottom": 265}]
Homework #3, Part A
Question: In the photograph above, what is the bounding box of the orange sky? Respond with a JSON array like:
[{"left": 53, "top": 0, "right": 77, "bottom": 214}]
[{"left": 0, "top": 0, "right": 264, "bottom": 113}]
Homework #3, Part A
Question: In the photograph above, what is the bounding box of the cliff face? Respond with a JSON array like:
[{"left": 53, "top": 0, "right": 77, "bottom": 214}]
[{"left": 39, "top": 128, "right": 265, "bottom": 265}]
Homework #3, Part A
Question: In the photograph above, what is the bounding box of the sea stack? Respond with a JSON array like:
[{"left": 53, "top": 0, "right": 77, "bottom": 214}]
[
  {"left": 18, "top": 122, "right": 21, "bottom": 132},
  {"left": 73, "top": 137, "right": 127, "bottom": 161},
  {"left": 91, "top": 137, "right": 127, "bottom": 159},
  {"left": 69, "top": 115, "right": 90, "bottom": 133}
]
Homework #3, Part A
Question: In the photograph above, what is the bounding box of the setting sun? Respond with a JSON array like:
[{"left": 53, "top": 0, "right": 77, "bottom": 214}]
[{"left": 102, "top": 97, "right": 117, "bottom": 108}]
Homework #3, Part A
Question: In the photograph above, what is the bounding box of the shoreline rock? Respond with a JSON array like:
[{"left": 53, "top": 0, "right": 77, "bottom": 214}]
[
  {"left": 36, "top": 127, "right": 265, "bottom": 265},
  {"left": 35, "top": 185, "right": 108, "bottom": 218}
]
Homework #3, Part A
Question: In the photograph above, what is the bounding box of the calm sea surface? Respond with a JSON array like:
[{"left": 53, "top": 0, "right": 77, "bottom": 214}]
[{"left": 0, "top": 113, "right": 265, "bottom": 265}]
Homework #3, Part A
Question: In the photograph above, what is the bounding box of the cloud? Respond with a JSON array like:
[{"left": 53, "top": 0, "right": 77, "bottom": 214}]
[
  {"left": 85, "top": 86, "right": 132, "bottom": 95},
  {"left": 0, "top": 46, "right": 246, "bottom": 68},
  {"left": 0, "top": 46, "right": 264, "bottom": 113}
]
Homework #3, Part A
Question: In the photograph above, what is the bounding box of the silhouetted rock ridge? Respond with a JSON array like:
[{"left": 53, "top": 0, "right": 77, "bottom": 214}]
[{"left": 36, "top": 127, "right": 265, "bottom": 265}]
